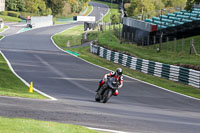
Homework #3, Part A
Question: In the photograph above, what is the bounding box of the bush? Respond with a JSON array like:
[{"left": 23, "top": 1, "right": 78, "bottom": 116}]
[
  {"left": 111, "top": 14, "right": 120, "bottom": 24},
  {"left": 0, "top": 11, "right": 8, "bottom": 16},
  {"left": 7, "top": 11, "right": 20, "bottom": 18}
]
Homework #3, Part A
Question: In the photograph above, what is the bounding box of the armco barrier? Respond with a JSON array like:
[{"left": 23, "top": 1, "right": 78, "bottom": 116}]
[{"left": 90, "top": 44, "right": 200, "bottom": 88}]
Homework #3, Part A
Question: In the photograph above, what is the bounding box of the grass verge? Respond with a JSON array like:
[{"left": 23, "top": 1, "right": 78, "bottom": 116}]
[
  {"left": 0, "top": 116, "right": 101, "bottom": 133},
  {"left": 0, "top": 26, "right": 8, "bottom": 33},
  {"left": 85, "top": 4, "right": 93, "bottom": 16},
  {"left": 88, "top": 31, "right": 200, "bottom": 66},
  {"left": 53, "top": 25, "right": 84, "bottom": 47},
  {"left": 52, "top": 27, "right": 200, "bottom": 99},
  {"left": 0, "top": 15, "right": 21, "bottom": 22},
  {"left": 0, "top": 36, "right": 3, "bottom": 39},
  {"left": 0, "top": 53, "right": 46, "bottom": 99}
]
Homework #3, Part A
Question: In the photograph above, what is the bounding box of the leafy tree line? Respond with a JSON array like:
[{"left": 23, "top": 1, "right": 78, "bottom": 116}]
[
  {"left": 5, "top": 0, "right": 90, "bottom": 16},
  {"left": 126, "top": 0, "right": 187, "bottom": 17},
  {"left": 125, "top": 0, "right": 200, "bottom": 17},
  {"left": 67, "top": 0, "right": 90, "bottom": 13},
  {"left": 186, "top": 0, "right": 200, "bottom": 10}
]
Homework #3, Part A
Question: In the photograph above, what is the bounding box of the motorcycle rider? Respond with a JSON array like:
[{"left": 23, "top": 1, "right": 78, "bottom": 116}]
[{"left": 96, "top": 68, "right": 123, "bottom": 96}]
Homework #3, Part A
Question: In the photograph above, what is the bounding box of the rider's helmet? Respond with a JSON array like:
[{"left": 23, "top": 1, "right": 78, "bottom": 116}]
[{"left": 116, "top": 68, "right": 123, "bottom": 76}]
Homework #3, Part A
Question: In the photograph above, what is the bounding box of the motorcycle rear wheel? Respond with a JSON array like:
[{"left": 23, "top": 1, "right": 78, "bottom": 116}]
[{"left": 95, "top": 93, "right": 101, "bottom": 102}]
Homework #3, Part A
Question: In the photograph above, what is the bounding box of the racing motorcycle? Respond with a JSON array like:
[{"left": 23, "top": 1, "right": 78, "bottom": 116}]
[{"left": 95, "top": 77, "right": 119, "bottom": 103}]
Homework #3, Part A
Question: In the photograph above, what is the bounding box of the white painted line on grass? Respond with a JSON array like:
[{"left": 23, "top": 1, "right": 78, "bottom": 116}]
[{"left": 0, "top": 51, "right": 57, "bottom": 101}]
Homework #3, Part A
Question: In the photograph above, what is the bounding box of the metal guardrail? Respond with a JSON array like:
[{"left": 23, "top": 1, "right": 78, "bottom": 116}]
[{"left": 90, "top": 44, "right": 200, "bottom": 88}]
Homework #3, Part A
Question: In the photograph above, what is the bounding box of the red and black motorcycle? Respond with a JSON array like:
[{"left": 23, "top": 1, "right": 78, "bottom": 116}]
[{"left": 95, "top": 77, "right": 119, "bottom": 103}]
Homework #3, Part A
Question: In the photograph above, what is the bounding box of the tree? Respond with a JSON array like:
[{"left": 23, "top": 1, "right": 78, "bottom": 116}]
[
  {"left": 111, "top": 14, "right": 120, "bottom": 24},
  {"left": 162, "top": 0, "right": 186, "bottom": 8},
  {"left": 25, "top": 0, "right": 52, "bottom": 15},
  {"left": 46, "top": 0, "right": 64, "bottom": 15},
  {"left": 185, "top": 0, "right": 200, "bottom": 10},
  {"left": 127, "top": 0, "right": 155, "bottom": 17},
  {"left": 6, "top": 0, "right": 26, "bottom": 11}
]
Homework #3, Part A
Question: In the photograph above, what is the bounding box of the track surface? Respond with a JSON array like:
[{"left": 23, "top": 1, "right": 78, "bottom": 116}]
[{"left": 0, "top": 2, "right": 200, "bottom": 133}]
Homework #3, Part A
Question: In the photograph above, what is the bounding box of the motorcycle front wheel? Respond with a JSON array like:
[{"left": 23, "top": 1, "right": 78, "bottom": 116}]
[{"left": 102, "top": 89, "right": 113, "bottom": 103}]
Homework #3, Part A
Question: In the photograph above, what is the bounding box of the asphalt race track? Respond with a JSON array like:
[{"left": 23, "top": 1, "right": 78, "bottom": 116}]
[{"left": 0, "top": 2, "right": 200, "bottom": 133}]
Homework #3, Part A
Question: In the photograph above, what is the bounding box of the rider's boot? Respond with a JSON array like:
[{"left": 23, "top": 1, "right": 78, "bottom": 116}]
[
  {"left": 96, "top": 80, "right": 104, "bottom": 92},
  {"left": 96, "top": 86, "right": 101, "bottom": 92}
]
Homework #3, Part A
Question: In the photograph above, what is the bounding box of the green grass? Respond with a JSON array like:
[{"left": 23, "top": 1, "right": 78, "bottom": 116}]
[
  {"left": 89, "top": 31, "right": 200, "bottom": 66},
  {"left": 85, "top": 4, "right": 93, "bottom": 16},
  {"left": 0, "top": 54, "right": 46, "bottom": 99},
  {"left": 0, "top": 26, "right": 8, "bottom": 33},
  {"left": 53, "top": 25, "right": 84, "bottom": 48},
  {"left": 52, "top": 26, "right": 200, "bottom": 99},
  {"left": 103, "top": 8, "right": 120, "bottom": 22},
  {"left": 0, "top": 15, "right": 21, "bottom": 22},
  {"left": 0, "top": 36, "right": 3, "bottom": 39},
  {"left": 152, "top": 36, "right": 200, "bottom": 55},
  {"left": 0, "top": 116, "right": 101, "bottom": 133}
]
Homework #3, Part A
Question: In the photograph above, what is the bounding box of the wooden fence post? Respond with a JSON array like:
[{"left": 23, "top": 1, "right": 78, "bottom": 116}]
[
  {"left": 132, "top": 32, "right": 134, "bottom": 44},
  {"left": 147, "top": 36, "right": 150, "bottom": 48},
  {"left": 182, "top": 38, "right": 185, "bottom": 52},
  {"left": 166, "top": 37, "right": 169, "bottom": 52},
  {"left": 153, "top": 36, "right": 156, "bottom": 50},
  {"left": 190, "top": 39, "right": 197, "bottom": 55},
  {"left": 174, "top": 38, "right": 177, "bottom": 53},
  {"left": 159, "top": 36, "right": 162, "bottom": 51}
]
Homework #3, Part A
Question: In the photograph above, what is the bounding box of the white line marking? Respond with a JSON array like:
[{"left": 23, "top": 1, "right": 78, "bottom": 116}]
[
  {"left": 0, "top": 51, "right": 57, "bottom": 101},
  {"left": 87, "top": 4, "right": 94, "bottom": 16},
  {"left": 0, "top": 95, "right": 53, "bottom": 101},
  {"left": 86, "top": 127, "right": 132, "bottom": 133},
  {"left": 51, "top": 77, "right": 99, "bottom": 81}
]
